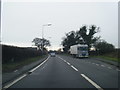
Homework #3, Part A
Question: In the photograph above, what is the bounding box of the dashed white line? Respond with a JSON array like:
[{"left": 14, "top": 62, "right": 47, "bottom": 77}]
[
  {"left": 57, "top": 56, "right": 78, "bottom": 72},
  {"left": 71, "top": 65, "right": 78, "bottom": 71},
  {"left": 116, "top": 69, "right": 120, "bottom": 71},
  {"left": 64, "top": 60, "right": 66, "bottom": 62},
  {"left": 14, "top": 70, "right": 18, "bottom": 72},
  {"left": 96, "top": 64, "right": 99, "bottom": 66},
  {"left": 108, "top": 67, "right": 112, "bottom": 69},
  {"left": 67, "top": 62, "right": 70, "bottom": 65},
  {"left": 101, "top": 65, "right": 105, "bottom": 67},
  {"left": 81, "top": 74, "right": 103, "bottom": 90}
]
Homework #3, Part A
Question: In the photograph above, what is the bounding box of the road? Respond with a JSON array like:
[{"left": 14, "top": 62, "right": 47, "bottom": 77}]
[{"left": 6, "top": 54, "right": 119, "bottom": 89}]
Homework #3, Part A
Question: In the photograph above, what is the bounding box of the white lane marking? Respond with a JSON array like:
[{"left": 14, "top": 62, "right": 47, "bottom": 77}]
[
  {"left": 92, "top": 63, "right": 95, "bottom": 64},
  {"left": 81, "top": 74, "right": 103, "bottom": 90},
  {"left": 108, "top": 67, "right": 112, "bottom": 69},
  {"left": 3, "top": 74, "right": 27, "bottom": 89},
  {"left": 96, "top": 64, "right": 99, "bottom": 66},
  {"left": 101, "top": 65, "right": 105, "bottom": 67},
  {"left": 3, "top": 56, "right": 50, "bottom": 89},
  {"left": 14, "top": 70, "right": 18, "bottom": 72},
  {"left": 67, "top": 62, "right": 70, "bottom": 65},
  {"left": 57, "top": 56, "right": 78, "bottom": 72},
  {"left": 71, "top": 65, "right": 78, "bottom": 72},
  {"left": 116, "top": 69, "right": 120, "bottom": 71},
  {"left": 64, "top": 60, "right": 66, "bottom": 62},
  {"left": 29, "top": 56, "right": 50, "bottom": 73}
]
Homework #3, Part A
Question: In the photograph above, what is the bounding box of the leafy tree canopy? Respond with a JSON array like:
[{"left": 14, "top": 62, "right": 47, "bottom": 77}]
[
  {"left": 32, "top": 38, "right": 51, "bottom": 50},
  {"left": 61, "top": 25, "right": 100, "bottom": 52}
]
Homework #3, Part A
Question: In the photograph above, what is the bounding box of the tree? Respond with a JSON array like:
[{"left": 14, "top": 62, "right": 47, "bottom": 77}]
[
  {"left": 32, "top": 38, "right": 51, "bottom": 51},
  {"left": 95, "top": 40, "right": 115, "bottom": 55},
  {"left": 61, "top": 31, "right": 77, "bottom": 52},
  {"left": 76, "top": 25, "right": 100, "bottom": 50},
  {"left": 61, "top": 25, "right": 100, "bottom": 52}
]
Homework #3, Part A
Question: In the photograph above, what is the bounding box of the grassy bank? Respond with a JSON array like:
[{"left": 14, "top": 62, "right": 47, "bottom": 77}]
[
  {"left": 3, "top": 55, "right": 46, "bottom": 73},
  {"left": 93, "top": 55, "right": 120, "bottom": 63}
]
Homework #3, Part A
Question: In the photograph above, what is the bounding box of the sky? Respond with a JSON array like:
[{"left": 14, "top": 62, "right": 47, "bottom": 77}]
[{"left": 1, "top": 0, "right": 119, "bottom": 50}]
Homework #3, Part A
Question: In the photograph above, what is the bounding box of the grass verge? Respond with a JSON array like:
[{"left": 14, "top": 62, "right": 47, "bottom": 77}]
[
  {"left": 92, "top": 55, "right": 120, "bottom": 63},
  {"left": 3, "top": 55, "right": 47, "bottom": 73}
]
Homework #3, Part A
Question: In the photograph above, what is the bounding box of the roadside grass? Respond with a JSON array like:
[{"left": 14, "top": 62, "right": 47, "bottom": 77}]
[
  {"left": 3, "top": 55, "right": 47, "bottom": 73},
  {"left": 93, "top": 55, "right": 120, "bottom": 62},
  {"left": 90, "top": 50, "right": 120, "bottom": 63}
]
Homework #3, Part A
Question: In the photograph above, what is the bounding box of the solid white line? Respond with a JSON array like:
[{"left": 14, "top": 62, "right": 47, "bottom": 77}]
[
  {"left": 71, "top": 65, "right": 78, "bottom": 71},
  {"left": 81, "top": 74, "right": 103, "bottom": 90},
  {"left": 29, "top": 56, "right": 50, "bottom": 73},
  {"left": 3, "top": 74, "right": 27, "bottom": 89},
  {"left": 3, "top": 56, "right": 50, "bottom": 89}
]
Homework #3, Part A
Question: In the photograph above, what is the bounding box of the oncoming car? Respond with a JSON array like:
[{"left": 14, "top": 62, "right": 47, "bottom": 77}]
[{"left": 50, "top": 52, "right": 56, "bottom": 57}]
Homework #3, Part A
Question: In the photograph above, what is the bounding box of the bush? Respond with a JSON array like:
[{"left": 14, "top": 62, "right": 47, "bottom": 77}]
[
  {"left": 95, "top": 41, "right": 115, "bottom": 55},
  {"left": 2, "top": 45, "right": 43, "bottom": 64}
]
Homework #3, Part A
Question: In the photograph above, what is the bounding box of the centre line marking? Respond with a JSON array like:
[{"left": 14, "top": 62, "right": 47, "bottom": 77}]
[
  {"left": 108, "top": 67, "right": 112, "bottom": 69},
  {"left": 101, "top": 65, "right": 105, "bottom": 67},
  {"left": 81, "top": 74, "right": 103, "bottom": 90},
  {"left": 67, "top": 62, "right": 70, "bottom": 65},
  {"left": 71, "top": 65, "right": 78, "bottom": 71},
  {"left": 96, "top": 64, "right": 99, "bottom": 66}
]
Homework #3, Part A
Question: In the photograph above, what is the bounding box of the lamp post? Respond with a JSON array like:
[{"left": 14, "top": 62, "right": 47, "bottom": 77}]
[{"left": 41, "top": 24, "right": 52, "bottom": 52}]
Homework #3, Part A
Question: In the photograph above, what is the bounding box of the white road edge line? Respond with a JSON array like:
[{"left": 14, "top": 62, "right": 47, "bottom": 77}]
[
  {"left": 71, "top": 65, "right": 78, "bottom": 72},
  {"left": 29, "top": 56, "right": 50, "bottom": 73},
  {"left": 3, "top": 74, "right": 27, "bottom": 89},
  {"left": 3, "top": 56, "right": 50, "bottom": 89},
  {"left": 81, "top": 74, "right": 103, "bottom": 90}
]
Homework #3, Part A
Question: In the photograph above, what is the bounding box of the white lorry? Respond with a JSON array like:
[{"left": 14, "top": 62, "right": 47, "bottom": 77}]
[{"left": 70, "top": 44, "right": 89, "bottom": 58}]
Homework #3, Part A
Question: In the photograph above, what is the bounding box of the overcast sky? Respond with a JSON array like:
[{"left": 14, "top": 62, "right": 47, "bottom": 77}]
[{"left": 1, "top": 0, "right": 118, "bottom": 50}]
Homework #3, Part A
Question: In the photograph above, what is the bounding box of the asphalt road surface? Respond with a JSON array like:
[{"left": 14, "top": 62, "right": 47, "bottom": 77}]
[{"left": 7, "top": 54, "right": 119, "bottom": 89}]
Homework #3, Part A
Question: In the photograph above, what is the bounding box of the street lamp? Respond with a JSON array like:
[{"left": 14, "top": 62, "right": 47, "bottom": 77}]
[{"left": 41, "top": 24, "right": 52, "bottom": 52}]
